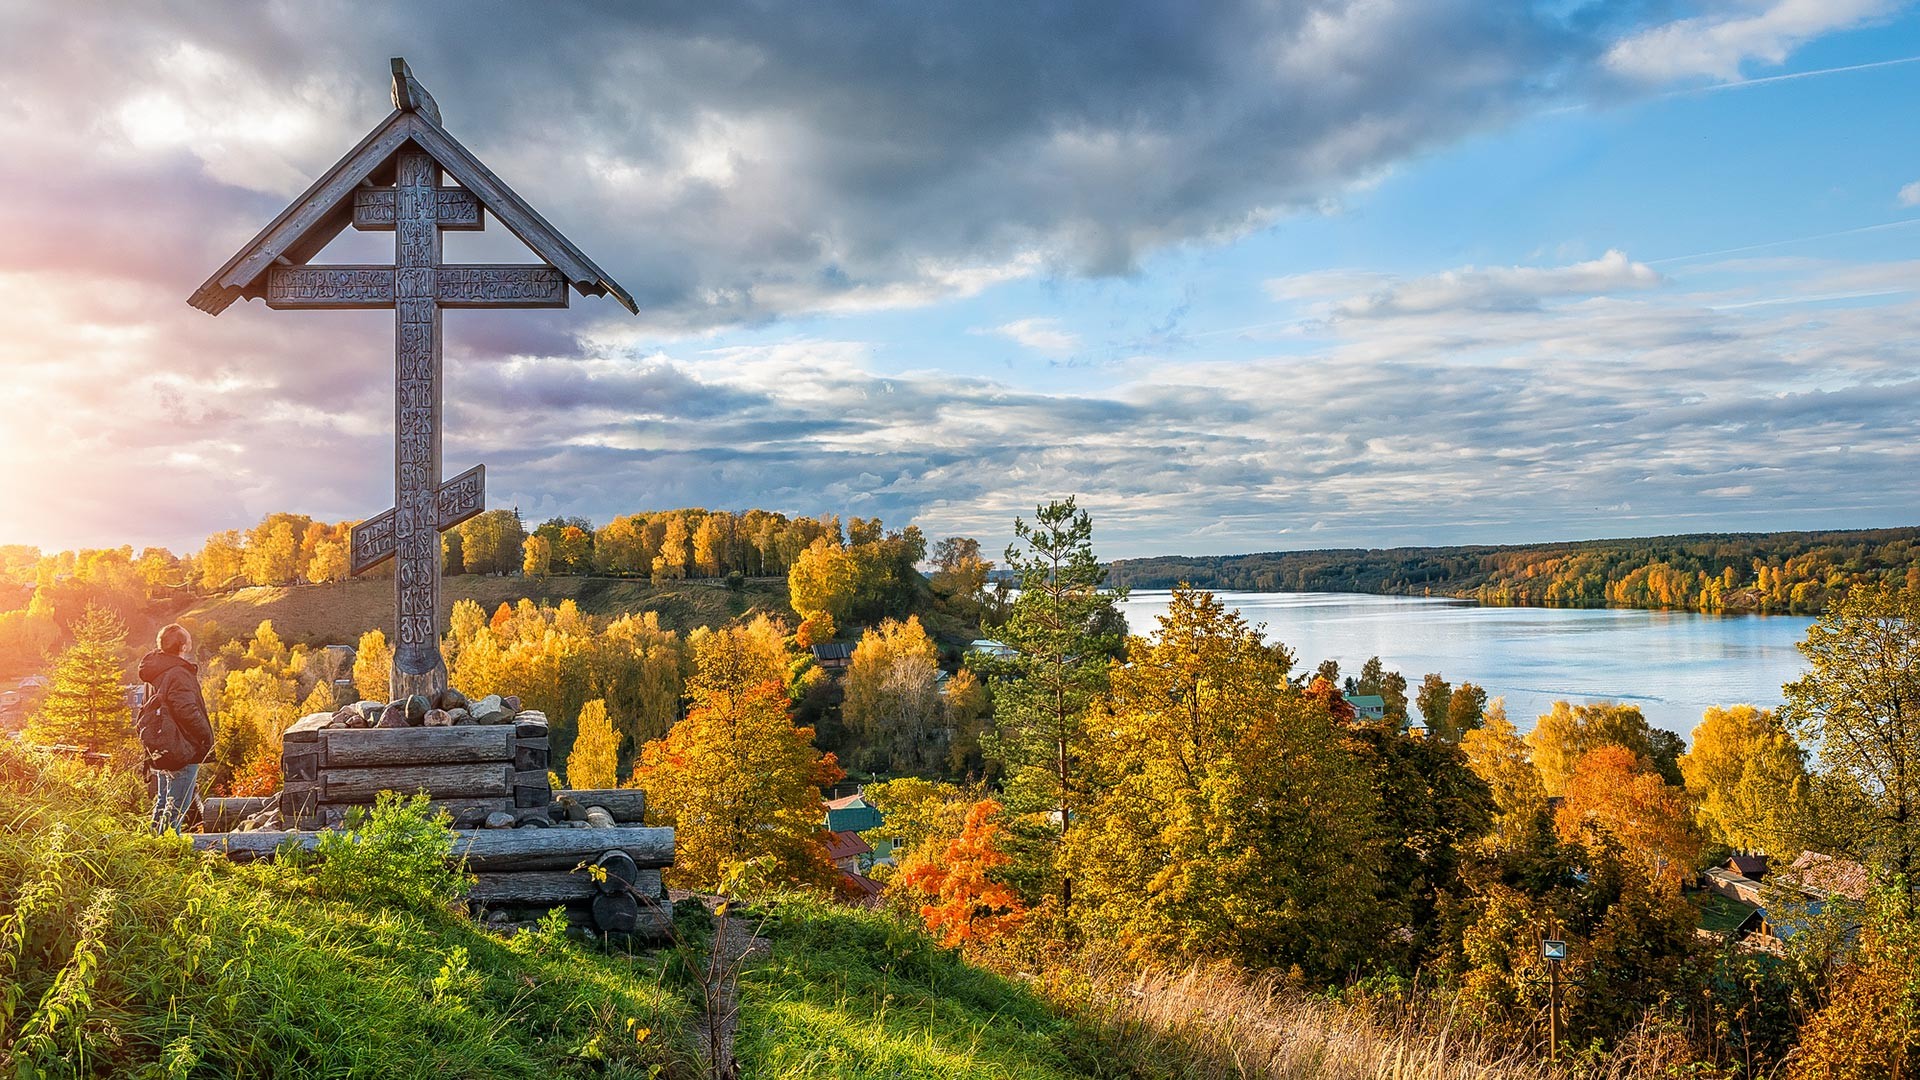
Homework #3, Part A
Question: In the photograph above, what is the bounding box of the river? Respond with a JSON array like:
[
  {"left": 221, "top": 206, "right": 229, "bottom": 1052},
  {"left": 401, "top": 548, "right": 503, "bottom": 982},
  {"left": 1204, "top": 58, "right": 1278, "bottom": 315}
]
[{"left": 1114, "top": 590, "right": 1814, "bottom": 738}]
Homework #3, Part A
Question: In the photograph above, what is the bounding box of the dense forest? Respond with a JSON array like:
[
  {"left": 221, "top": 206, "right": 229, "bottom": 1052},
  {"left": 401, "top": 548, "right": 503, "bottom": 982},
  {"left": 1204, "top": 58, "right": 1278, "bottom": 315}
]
[{"left": 1107, "top": 526, "right": 1920, "bottom": 614}]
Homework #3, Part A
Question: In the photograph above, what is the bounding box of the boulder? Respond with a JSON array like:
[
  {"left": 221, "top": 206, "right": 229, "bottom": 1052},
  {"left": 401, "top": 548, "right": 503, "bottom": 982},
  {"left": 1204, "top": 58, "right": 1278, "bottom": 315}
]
[
  {"left": 484, "top": 811, "right": 517, "bottom": 829},
  {"left": 501, "top": 695, "right": 523, "bottom": 714},
  {"left": 423, "top": 708, "right": 452, "bottom": 727},
  {"left": 404, "top": 694, "right": 432, "bottom": 724},
  {"left": 375, "top": 704, "right": 410, "bottom": 729},
  {"left": 436, "top": 687, "right": 469, "bottom": 712},
  {"left": 354, "top": 700, "right": 385, "bottom": 718},
  {"left": 328, "top": 707, "right": 362, "bottom": 729},
  {"left": 450, "top": 710, "right": 476, "bottom": 726},
  {"left": 470, "top": 695, "right": 511, "bottom": 725}
]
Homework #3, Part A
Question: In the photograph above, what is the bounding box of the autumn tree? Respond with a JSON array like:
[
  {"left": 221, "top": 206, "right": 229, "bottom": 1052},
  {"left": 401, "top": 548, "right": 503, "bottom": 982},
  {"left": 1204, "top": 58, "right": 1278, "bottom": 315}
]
[
  {"left": 1449, "top": 681, "right": 1488, "bottom": 736},
  {"left": 898, "top": 799, "right": 1027, "bottom": 947},
  {"left": 455, "top": 509, "right": 527, "bottom": 576},
  {"left": 352, "top": 629, "right": 393, "bottom": 701},
  {"left": 862, "top": 777, "right": 971, "bottom": 862},
  {"left": 1680, "top": 704, "right": 1809, "bottom": 855},
  {"left": 843, "top": 616, "right": 944, "bottom": 774},
  {"left": 693, "top": 515, "right": 725, "bottom": 578},
  {"left": 1556, "top": 744, "right": 1701, "bottom": 892},
  {"left": 566, "top": 698, "right": 619, "bottom": 790},
  {"left": 1069, "top": 588, "right": 1387, "bottom": 975},
  {"left": 308, "top": 538, "right": 349, "bottom": 585},
  {"left": 1460, "top": 699, "right": 1548, "bottom": 844},
  {"left": 24, "top": 606, "right": 135, "bottom": 762},
  {"left": 522, "top": 534, "right": 553, "bottom": 579},
  {"left": 930, "top": 536, "right": 992, "bottom": 616},
  {"left": 1783, "top": 583, "right": 1920, "bottom": 905},
  {"left": 1526, "top": 700, "right": 1661, "bottom": 796},
  {"left": 634, "top": 679, "right": 839, "bottom": 890},
  {"left": 788, "top": 536, "right": 858, "bottom": 623},
  {"left": 652, "top": 517, "right": 690, "bottom": 582},
  {"left": 1416, "top": 673, "right": 1452, "bottom": 738},
  {"left": 197, "top": 531, "right": 245, "bottom": 590},
  {"left": 1351, "top": 656, "right": 1409, "bottom": 723}
]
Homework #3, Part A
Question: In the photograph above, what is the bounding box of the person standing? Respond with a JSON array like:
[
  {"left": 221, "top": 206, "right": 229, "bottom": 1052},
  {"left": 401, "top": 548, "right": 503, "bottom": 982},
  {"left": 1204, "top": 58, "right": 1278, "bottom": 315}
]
[{"left": 136, "top": 623, "right": 215, "bottom": 832}]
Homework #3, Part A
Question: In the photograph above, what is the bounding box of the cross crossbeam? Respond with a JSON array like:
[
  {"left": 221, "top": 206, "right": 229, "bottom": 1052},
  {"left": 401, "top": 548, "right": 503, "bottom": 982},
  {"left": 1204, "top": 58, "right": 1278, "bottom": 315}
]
[{"left": 191, "top": 58, "right": 634, "bottom": 698}]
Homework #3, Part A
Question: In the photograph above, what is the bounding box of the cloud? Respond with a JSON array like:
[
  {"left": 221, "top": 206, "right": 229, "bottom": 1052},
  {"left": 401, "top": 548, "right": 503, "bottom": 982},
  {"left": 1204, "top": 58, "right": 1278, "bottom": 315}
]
[
  {"left": 1901, "top": 181, "right": 1920, "bottom": 206},
  {"left": 1271, "top": 250, "right": 1663, "bottom": 319},
  {"left": 984, "top": 318, "right": 1082, "bottom": 357},
  {"left": 1605, "top": 0, "right": 1897, "bottom": 83}
]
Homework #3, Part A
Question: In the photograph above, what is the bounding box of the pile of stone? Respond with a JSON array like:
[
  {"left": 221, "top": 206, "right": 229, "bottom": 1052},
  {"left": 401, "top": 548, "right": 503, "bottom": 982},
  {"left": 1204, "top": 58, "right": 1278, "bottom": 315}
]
[{"left": 321, "top": 687, "right": 532, "bottom": 730}]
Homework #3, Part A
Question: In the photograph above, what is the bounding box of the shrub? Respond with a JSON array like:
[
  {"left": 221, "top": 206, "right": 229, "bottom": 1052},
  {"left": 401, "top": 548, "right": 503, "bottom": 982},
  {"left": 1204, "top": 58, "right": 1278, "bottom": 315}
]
[{"left": 310, "top": 791, "right": 473, "bottom": 912}]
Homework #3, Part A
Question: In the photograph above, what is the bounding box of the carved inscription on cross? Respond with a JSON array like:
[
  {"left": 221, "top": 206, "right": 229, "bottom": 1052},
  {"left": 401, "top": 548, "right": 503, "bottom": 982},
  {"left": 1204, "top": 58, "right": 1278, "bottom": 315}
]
[
  {"left": 290, "top": 148, "right": 574, "bottom": 698},
  {"left": 192, "top": 59, "right": 636, "bottom": 700}
]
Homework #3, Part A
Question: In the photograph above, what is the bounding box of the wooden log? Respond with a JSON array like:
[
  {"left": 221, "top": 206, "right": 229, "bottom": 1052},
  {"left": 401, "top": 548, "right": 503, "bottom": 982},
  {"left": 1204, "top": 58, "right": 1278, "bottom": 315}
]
[
  {"left": 281, "top": 781, "right": 318, "bottom": 817},
  {"left": 558, "top": 789, "right": 647, "bottom": 823},
  {"left": 513, "top": 718, "right": 548, "bottom": 739},
  {"left": 317, "top": 797, "right": 511, "bottom": 828},
  {"left": 467, "top": 871, "right": 598, "bottom": 905},
  {"left": 591, "top": 891, "right": 640, "bottom": 934},
  {"left": 584, "top": 806, "right": 616, "bottom": 829},
  {"left": 202, "top": 796, "right": 274, "bottom": 833},
  {"left": 596, "top": 849, "right": 653, "bottom": 896},
  {"left": 192, "top": 825, "right": 675, "bottom": 872},
  {"left": 512, "top": 768, "right": 551, "bottom": 809},
  {"left": 513, "top": 744, "right": 548, "bottom": 772},
  {"left": 322, "top": 762, "right": 513, "bottom": 802},
  {"left": 322, "top": 726, "right": 515, "bottom": 767},
  {"left": 283, "top": 749, "right": 320, "bottom": 782}
]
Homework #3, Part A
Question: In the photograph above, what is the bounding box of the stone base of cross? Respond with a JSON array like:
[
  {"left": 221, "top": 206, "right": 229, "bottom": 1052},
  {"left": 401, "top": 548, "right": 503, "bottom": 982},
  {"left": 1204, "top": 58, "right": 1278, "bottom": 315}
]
[{"left": 190, "top": 59, "right": 636, "bottom": 700}]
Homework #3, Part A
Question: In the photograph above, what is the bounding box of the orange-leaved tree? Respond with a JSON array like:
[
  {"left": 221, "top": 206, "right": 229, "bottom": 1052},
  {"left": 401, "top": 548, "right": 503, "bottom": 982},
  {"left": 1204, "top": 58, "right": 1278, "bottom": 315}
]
[
  {"left": 898, "top": 798, "right": 1026, "bottom": 947},
  {"left": 1555, "top": 744, "right": 1700, "bottom": 892}
]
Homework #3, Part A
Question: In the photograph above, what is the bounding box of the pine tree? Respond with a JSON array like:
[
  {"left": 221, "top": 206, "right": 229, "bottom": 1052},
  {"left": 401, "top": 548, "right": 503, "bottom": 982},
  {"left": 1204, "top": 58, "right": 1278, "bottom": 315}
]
[
  {"left": 986, "top": 498, "right": 1122, "bottom": 852},
  {"left": 567, "top": 699, "right": 620, "bottom": 790},
  {"left": 25, "top": 606, "right": 135, "bottom": 761}
]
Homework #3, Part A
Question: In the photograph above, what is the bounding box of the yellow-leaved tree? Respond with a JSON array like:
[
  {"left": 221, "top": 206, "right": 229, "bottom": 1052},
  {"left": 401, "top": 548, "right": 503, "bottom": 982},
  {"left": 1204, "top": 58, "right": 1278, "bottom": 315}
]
[
  {"left": 566, "top": 698, "right": 619, "bottom": 790},
  {"left": 898, "top": 799, "right": 1025, "bottom": 947},
  {"left": 635, "top": 617, "right": 840, "bottom": 889},
  {"left": 1459, "top": 699, "right": 1548, "bottom": 844},
  {"left": 1679, "top": 704, "right": 1808, "bottom": 855},
  {"left": 1067, "top": 587, "right": 1388, "bottom": 977},
  {"left": 352, "top": 629, "right": 392, "bottom": 702},
  {"left": 843, "top": 616, "right": 943, "bottom": 774},
  {"left": 1526, "top": 700, "right": 1660, "bottom": 796}
]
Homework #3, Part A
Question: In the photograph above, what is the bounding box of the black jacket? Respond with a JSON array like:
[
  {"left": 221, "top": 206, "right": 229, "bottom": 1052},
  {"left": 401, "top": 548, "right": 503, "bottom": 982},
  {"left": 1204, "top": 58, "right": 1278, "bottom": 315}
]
[{"left": 137, "top": 651, "right": 215, "bottom": 763}]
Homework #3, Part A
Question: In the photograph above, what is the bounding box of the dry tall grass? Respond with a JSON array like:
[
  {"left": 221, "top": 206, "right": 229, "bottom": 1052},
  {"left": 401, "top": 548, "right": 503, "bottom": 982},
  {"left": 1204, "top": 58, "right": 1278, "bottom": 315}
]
[{"left": 1048, "top": 960, "right": 1709, "bottom": 1080}]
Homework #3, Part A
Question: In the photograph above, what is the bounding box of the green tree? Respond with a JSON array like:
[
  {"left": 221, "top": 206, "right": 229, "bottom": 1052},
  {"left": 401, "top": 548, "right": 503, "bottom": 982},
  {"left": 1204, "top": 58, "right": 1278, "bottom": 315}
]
[
  {"left": 1783, "top": 584, "right": 1920, "bottom": 906},
  {"left": 23, "top": 606, "right": 134, "bottom": 761},
  {"left": 1068, "top": 588, "right": 1386, "bottom": 975},
  {"left": 987, "top": 499, "right": 1122, "bottom": 846}
]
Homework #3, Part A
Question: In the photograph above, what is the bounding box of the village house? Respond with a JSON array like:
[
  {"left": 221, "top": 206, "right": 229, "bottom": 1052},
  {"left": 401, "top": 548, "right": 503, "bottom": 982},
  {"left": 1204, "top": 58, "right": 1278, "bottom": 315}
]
[
  {"left": 1343, "top": 693, "right": 1387, "bottom": 721},
  {"left": 1732, "top": 851, "right": 1868, "bottom": 949},
  {"left": 968, "top": 638, "right": 1018, "bottom": 661},
  {"left": 809, "top": 641, "right": 854, "bottom": 673}
]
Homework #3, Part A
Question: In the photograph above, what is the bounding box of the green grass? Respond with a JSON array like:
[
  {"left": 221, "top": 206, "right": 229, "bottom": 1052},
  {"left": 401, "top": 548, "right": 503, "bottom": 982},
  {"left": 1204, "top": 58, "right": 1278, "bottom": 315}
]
[
  {"left": 734, "top": 897, "right": 1102, "bottom": 1079},
  {"left": 181, "top": 574, "right": 795, "bottom": 648},
  {"left": 1686, "top": 889, "right": 1756, "bottom": 933},
  {"left": 0, "top": 745, "right": 691, "bottom": 1078}
]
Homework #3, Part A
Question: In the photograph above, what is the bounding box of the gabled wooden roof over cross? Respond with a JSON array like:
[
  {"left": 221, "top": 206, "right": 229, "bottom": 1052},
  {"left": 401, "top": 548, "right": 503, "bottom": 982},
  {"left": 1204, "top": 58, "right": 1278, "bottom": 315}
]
[{"left": 189, "top": 59, "right": 635, "bottom": 698}]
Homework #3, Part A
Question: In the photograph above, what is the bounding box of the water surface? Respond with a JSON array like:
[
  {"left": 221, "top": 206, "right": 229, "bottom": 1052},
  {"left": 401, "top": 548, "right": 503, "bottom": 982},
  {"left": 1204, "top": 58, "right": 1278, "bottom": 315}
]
[{"left": 1115, "top": 590, "right": 1813, "bottom": 738}]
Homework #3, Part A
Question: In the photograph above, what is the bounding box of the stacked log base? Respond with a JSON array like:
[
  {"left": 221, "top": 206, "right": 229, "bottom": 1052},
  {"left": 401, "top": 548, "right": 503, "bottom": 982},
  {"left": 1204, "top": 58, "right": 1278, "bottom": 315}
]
[
  {"left": 280, "top": 717, "right": 550, "bottom": 829},
  {"left": 193, "top": 826, "right": 671, "bottom": 936}
]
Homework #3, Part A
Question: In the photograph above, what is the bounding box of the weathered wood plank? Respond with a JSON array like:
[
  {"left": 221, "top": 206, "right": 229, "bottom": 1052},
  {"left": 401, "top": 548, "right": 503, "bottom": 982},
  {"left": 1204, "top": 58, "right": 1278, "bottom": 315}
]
[
  {"left": 283, "top": 712, "right": 332, "bottom": 743},
  {"left": 321, "top": 725, "right": 514, "bottom": 767},
  {"left": 353, "top": 186, "right": 482, "bottom": 231},
  {"left": 192, "top": 826, "right": 675, "bottom": 872},
  {"left": 264, "top": 266, "right": 395, "bottom": 309},
  {"left": 322, "top": 762, "right": 513, "bottom": 802},
  {"left": 349, "top": 465, "right": 486, "bottom": 575},
  {"left": 203, "top": 797, "right": 275, "bottom": 833},
  {"left": 435, "top": 266, "right": 569, "bottom": 308},
  {"left": 559, "top": 789, "right": 646, "bottom": 823}
]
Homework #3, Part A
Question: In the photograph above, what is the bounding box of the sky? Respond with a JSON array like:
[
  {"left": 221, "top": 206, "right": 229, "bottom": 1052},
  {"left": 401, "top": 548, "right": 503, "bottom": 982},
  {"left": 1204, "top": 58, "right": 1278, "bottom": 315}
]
[{"left": 1, "top": 0, "right": 1918, "bottom": 561}]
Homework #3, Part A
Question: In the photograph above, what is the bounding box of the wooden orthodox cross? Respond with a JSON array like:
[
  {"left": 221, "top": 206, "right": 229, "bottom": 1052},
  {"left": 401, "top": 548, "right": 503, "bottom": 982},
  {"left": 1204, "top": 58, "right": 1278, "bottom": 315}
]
[{"left": 190, "top": 59, "right": 636, "bottom": 697}]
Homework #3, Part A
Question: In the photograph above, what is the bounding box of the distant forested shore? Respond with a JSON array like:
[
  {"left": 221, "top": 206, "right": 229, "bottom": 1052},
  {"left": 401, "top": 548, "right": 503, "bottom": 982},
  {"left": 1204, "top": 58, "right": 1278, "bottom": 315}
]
[{"left": 1106, "top": 527, "right": 1920, "bottom": 615}]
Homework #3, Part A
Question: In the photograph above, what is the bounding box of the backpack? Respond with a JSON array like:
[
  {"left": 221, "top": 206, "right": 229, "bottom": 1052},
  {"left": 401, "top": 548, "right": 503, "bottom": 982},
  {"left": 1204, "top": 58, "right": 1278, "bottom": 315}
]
[{"left": 135, "top": 682, "right": 202, "bottom": 773}]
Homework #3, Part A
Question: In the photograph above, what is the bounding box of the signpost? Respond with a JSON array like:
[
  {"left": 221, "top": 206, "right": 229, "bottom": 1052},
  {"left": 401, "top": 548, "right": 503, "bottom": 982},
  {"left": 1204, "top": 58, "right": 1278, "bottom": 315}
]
[
  {"left": 1542, "top": 932, "right": 1568, "bottom": 1060},
  {"left": 190, "top": 59, "right": 636, "bottom": 697}
]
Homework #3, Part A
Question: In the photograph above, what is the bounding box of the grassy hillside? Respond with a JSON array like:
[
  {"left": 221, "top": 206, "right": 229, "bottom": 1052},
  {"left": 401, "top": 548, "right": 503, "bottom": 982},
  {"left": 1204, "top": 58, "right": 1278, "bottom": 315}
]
[{"left": 179, "top": 575, "right": 797, "bottom": 648}]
